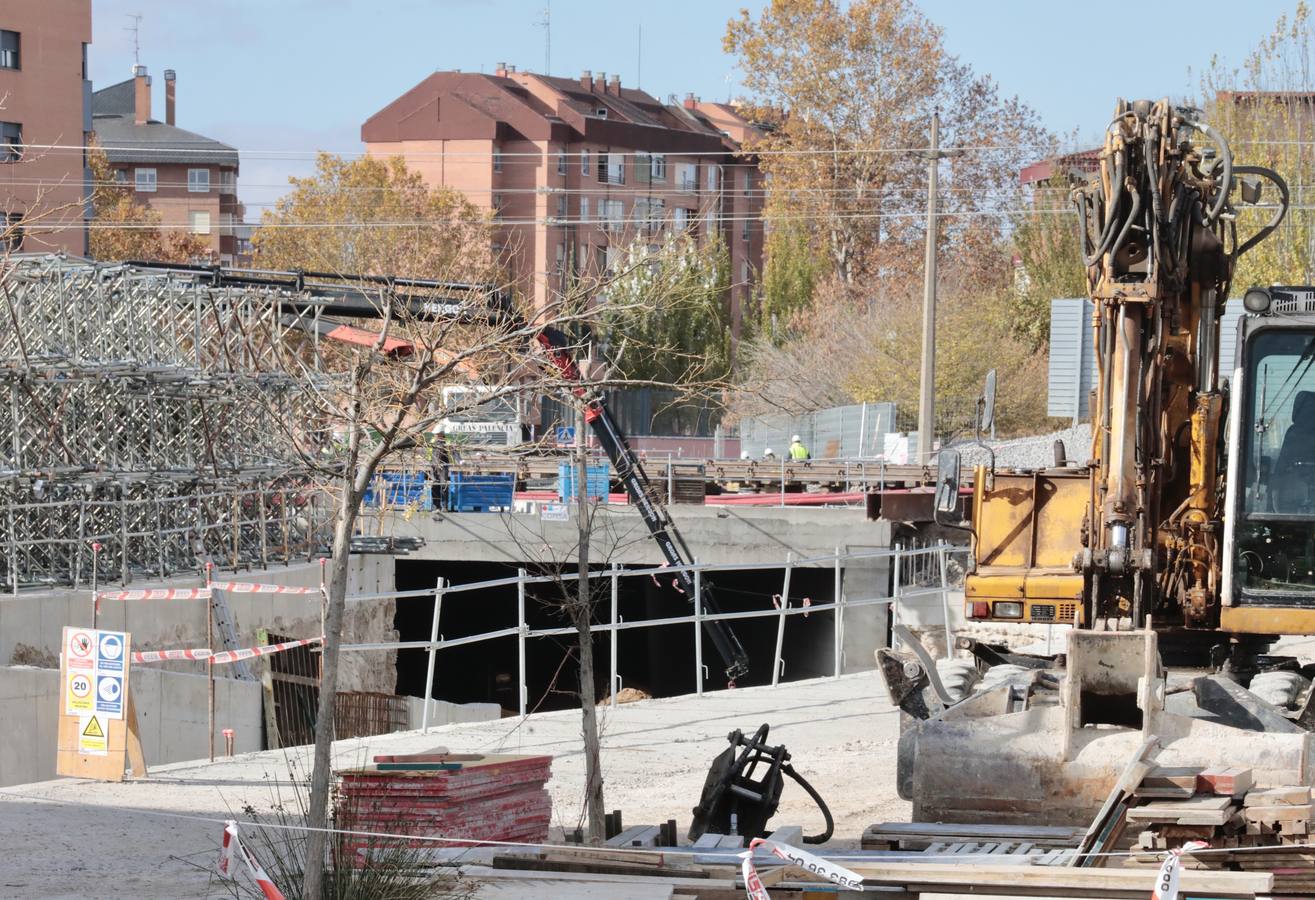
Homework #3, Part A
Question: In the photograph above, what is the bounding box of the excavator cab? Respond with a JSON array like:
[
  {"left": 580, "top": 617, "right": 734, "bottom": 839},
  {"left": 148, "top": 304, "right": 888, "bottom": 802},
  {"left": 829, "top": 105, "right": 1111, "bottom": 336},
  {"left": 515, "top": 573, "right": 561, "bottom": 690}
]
[{"left": 1222, "top": 288, "right": 1315, "bottom": 634}]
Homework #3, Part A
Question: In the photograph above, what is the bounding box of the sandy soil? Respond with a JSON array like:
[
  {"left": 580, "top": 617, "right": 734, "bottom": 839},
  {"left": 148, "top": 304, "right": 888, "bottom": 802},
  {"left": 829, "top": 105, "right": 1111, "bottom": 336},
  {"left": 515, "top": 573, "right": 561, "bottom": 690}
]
[{"left": 0, "top": 672, "right": 903, "bottom": 899}]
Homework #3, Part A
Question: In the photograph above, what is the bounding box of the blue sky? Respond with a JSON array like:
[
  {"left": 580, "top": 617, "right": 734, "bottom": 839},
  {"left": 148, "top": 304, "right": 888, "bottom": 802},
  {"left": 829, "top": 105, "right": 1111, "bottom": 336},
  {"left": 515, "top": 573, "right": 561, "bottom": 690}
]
[{"left": 89, "top": 0, "right": 1305, "bottom": 213}]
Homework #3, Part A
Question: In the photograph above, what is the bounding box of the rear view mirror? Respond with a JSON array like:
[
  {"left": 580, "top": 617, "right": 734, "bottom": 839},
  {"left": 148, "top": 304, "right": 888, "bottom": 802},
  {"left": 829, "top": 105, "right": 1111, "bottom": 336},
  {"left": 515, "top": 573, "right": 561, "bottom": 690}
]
[
  {"left": 978, "top": 369, "right": 997, "bottom": 437},
  {"left": 934, "top": 449, "right": 961, "bottom": 525}
]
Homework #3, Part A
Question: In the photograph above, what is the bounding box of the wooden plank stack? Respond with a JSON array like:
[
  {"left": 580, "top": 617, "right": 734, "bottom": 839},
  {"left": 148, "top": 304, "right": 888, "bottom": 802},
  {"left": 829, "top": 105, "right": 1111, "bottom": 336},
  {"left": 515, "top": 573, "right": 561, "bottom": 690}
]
[
  {"left": 1125, "top": 765, "right": 1315, "bottom": 895},
  {"left": 334, "top": 751, "right": 553, "bottom": 861}
]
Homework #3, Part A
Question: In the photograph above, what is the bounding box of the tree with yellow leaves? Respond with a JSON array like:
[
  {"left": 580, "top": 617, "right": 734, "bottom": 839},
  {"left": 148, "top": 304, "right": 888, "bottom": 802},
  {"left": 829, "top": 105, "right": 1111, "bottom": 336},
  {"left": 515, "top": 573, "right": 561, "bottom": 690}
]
[
  {"left": 252, "top": 152, "right": 495, "bottom": 281},
  {"left": 87, "top": 143, "right": 211, "bottom": 262}
]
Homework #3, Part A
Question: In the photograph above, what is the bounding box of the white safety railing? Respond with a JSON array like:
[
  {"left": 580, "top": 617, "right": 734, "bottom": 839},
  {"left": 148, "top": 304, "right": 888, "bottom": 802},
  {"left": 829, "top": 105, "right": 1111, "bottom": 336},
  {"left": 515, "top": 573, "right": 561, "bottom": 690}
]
[{"left": 336, "top": 543, "right": 968, "bottom": 731}]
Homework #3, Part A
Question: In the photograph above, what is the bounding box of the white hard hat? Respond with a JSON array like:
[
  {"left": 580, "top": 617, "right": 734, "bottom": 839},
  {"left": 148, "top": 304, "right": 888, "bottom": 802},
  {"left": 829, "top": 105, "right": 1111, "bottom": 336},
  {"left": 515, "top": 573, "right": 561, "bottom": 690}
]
[
  {"left": 764, "top": 448, "right": 774, "bottom": 455},
  {"left": 740, "top": 451, "right": 750, "bottom": 459},
  {"left": 791, "top": 434, "right": 802, "bottom": 443}
]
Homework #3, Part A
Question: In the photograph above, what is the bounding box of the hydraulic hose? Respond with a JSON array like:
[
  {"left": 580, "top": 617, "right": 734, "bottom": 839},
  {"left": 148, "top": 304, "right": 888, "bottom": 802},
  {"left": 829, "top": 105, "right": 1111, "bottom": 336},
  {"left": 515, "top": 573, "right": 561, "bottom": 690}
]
[
  {"left": 783, "top": 763, "right": 835, "bottom": 844},
  {"left": 1183, "top": 116, "right": 1232, "bottom": 224}
]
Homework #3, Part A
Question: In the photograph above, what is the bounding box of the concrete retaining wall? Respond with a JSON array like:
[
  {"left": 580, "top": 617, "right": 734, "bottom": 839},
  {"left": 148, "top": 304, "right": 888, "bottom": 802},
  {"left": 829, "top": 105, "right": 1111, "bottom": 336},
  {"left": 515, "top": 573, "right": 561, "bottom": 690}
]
[
  {"left": 0, "top": 665, "right": 262, "bottom": 788},
  {"left": 404, "top": 696, "right": 503, "bottom": 730},
  {"left": 1, "top": 556, "right": 398, "bottom": 694}
]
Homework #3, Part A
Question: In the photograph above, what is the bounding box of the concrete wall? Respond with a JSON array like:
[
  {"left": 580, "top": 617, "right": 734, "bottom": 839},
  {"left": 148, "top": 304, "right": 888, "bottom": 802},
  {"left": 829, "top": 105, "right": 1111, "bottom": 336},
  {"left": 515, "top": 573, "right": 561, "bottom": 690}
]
[
  {"left": 383, "top": 503, "right": 891, "bottom": 569},
  {"left": 404, "top": 696, "right": 502, "bottom": 730},
  {"left": 0, "top": 665, "right": 261, "bottom": 788},
  {"left": 1, "top": 556, "right": 398, "bottom": 694}
]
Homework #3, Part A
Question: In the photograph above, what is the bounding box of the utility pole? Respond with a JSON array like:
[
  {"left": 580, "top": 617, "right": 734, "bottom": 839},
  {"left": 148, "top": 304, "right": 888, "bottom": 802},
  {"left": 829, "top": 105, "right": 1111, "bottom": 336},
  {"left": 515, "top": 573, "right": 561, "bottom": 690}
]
[{"left": 917, "top": 111, "right": 951, "bottom": 464}]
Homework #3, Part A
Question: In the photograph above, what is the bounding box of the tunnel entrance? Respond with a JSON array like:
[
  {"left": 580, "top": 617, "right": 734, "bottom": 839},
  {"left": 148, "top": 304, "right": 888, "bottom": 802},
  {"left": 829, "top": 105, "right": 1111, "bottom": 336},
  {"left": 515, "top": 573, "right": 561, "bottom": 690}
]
[{"left": 393, "top": 560, "right": 846, "bottom": 713}]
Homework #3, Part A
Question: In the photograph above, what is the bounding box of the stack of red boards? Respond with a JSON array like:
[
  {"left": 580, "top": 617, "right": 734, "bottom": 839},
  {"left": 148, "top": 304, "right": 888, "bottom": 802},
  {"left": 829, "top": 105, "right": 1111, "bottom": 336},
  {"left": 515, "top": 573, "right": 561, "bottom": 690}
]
[{"left": 335, "top": 753, "right": 553, "bottom": 861}]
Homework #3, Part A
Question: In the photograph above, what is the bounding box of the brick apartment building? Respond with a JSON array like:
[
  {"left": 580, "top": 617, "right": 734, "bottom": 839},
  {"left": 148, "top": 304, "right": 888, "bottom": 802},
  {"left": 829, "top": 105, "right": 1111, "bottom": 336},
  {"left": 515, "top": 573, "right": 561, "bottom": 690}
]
[
  {"left": 92, "top": 66, "right": 245, "bottom": 262},
  {"left": 362, "top": 67, "right": 765, "bottom": 335},
  {"left": 0, "top": 0, "right": 93, "bottom": 255}
]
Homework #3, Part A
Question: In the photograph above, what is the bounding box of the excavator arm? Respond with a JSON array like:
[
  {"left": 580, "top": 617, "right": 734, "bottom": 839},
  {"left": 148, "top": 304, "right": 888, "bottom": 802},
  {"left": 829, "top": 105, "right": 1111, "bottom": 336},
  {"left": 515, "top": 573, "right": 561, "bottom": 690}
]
[{"left": 535, "top": 328, "right": 752, "bottom": 683}]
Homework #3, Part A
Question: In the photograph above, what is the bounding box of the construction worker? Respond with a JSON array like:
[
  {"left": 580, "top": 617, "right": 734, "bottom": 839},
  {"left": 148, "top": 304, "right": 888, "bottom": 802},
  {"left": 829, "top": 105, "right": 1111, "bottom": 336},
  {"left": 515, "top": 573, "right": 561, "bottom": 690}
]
[
  {"left": 763, "top": 447, "right": 777, "bottom": 460},
  {"left": 789, "top": 435, "right": 810, "bottom": 460}
]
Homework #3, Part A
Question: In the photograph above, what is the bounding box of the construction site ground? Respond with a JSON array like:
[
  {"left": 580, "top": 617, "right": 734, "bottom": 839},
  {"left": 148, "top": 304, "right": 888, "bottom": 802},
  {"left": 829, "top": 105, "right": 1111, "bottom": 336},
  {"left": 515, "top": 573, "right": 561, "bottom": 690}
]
[{"left": 0, "top": 672, "right": 897, "bottom": 899}]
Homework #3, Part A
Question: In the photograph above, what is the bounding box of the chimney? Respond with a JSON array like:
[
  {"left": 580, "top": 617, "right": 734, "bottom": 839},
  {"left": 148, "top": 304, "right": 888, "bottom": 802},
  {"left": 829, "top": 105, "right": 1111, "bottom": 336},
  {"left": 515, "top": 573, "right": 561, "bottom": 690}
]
[
  {"left": 608, "top": 74, "right": 620, "bottom": 95},
  {"left": 133, "top": 65, "right": 151, "bottom": 125},
  {"left": 163, "top": 69, "right": 176, "bottom": 126},
  {"left": 593, "top": 71, "right": 606, "bottom": 93},
  {"left": 580, "top": 69, "right": 592, "bottom": 90},
  {"left": 495, "top": 61, "right": 507, "bottom": 77},
  {"left": 683, "top": 92, "right": 697, "bottom": 110}
]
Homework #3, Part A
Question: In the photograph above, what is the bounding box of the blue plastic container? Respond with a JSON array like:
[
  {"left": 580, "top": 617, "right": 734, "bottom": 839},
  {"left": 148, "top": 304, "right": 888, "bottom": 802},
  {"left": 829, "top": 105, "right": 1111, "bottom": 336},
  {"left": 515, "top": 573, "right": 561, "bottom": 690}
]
[
  {"left": 558, "top": 463, "right": 610, "bottom": 502},
  {"left": 448, "top": 472, "right": 515, "bottom": 512},
  {"left": 365, "top": 473, "right": 432, "bottom": 510}
]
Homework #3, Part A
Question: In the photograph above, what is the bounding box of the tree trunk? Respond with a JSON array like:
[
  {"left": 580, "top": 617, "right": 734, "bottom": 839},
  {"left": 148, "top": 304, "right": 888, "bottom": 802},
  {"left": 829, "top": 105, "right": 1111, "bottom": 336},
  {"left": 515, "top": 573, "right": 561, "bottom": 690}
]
[
  {"left": 574, "top": 406, "right": 606, "bottom": 842},
  {"left": 301, "top": 484, "right": 357, "bottom": 899}
]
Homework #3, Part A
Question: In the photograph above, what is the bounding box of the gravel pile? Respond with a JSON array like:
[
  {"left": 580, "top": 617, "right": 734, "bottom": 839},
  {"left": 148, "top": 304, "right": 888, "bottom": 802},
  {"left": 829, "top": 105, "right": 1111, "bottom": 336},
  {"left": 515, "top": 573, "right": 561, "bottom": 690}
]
[{"left": 952, "top": 423, "right": 1092, "bottom": 470}]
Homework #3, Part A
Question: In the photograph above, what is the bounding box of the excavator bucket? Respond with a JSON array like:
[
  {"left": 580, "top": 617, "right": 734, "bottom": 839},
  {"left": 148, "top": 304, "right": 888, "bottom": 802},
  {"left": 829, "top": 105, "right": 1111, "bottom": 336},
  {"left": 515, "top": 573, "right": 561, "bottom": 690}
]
[{"left": 880, "top": 630, "right": 1315, "bottom": 826}]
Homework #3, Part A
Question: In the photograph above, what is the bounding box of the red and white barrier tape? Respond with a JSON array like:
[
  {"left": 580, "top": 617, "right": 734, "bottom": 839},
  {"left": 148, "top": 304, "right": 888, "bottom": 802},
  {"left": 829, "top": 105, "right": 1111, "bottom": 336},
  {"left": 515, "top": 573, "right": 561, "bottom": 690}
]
[
  {"left": 211, "top": 581, "right": 323, "bottom": 595},
  {"left": 133, "top": 636, "right": 322, "bottom": 665},
  {"left": 219, "top": 820, "right": 286, "bottom": 900},
  {"left": 1151, "top": 841, "right": 1208, "bottom": 900},
  {"left": 738, "top": 838, "right": 868, "bottom": 897},
  {"left": 96, "top": 582, "right": 322, "bottom": 603},
  {"left": 736, "top": 836, "right": 867, "bottom": 900}
]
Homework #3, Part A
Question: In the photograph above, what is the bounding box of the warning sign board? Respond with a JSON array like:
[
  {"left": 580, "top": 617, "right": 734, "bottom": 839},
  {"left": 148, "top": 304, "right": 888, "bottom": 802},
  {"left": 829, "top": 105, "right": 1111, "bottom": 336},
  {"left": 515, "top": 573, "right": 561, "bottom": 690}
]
[
  {"left": 58, "top": 626, "right": 141, "bottom": 781},
  {"left": 78, "top": 715, "right": 107, "bottom": 755},
  {"left": 66, "top": 672, "right": 93, "bottom": 715}
]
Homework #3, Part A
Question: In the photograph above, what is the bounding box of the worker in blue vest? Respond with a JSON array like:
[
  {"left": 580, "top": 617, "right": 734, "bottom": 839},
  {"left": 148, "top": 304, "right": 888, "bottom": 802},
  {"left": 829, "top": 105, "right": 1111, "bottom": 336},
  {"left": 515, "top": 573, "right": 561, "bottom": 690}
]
[{"left": 789, "top": 435, "right": 810, "bottom": 460}]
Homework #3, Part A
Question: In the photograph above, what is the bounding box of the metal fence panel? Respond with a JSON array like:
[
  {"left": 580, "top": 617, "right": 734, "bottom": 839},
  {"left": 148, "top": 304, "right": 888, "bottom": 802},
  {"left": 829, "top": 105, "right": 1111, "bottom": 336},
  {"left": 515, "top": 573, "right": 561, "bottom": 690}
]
[{"left": 739, "top": 402, "right": 896, "bottom": 459}]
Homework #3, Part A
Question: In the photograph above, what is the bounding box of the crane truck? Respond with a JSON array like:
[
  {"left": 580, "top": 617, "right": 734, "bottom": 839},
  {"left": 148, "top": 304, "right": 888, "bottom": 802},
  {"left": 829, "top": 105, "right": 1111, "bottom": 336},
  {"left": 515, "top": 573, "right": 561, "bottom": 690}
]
[{"left": 879, "top": 99, "right": 1315, "bottom": 827}]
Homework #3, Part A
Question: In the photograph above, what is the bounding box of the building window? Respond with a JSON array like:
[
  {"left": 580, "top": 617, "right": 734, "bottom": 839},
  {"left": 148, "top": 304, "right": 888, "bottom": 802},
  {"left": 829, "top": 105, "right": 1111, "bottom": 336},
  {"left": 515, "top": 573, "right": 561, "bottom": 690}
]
[
  {"left": 650, "top": 154, "right": 666, "bottom": 182},
  {"left": 673, "top": 207, "right": 689, "bottom": 231},
  {"left": 0, "top": 122, "right": 20, "bottom": 162},
  {"left": 676, "top": 163, "right": 697, "bottom": 192},
  {"left": 492, "top": 148, "right": 503, "bottom": 173},
  {"left": 557, "top": 150, "right": 567, "bottom": 175},
  {"left": 492, "top": 193, "right": 504, "bottom": 219},
  {"left": 580, "top": 196, "right": 589, "bottom": 224},
  {"left": 706, "top": 166, "right": 719, "bottom": 192},
  {"left": 219, "top": 170, "right": 236, "bottom": 194},
  {"left": 554, "top": 243, "right": 565, "bottom": 274},
  {"left": 3, "top": 212, "right": 22, "bottom": 251},
  {"left": 113, "top": 169, "right": 128, "bottom": 183},
  {"left": 189, "top": 210, "right": 211, "bottom": 235},
  {"left": 188, "top": 168, "right": 210, "bottom": 193},
  {"left": 134, "top": 168, "right": 157, "bottom": 192},
  {"left": 742, "top": 216, "right": 751, "bottom": 242},
  {"left": 81, "top": 42, "right": 88, "bottom": 79},
  {"left": 598, "top": 153, "right": 624, "bottom": 185},
  {"left": 556, "top": 194, "right": 568, "bottom": 220},
  {"left": 0, "top": 31, "right": 19, "bottom": 70},
  {"left": 742, "top": 260, "right": 751, "bottom": 285},
  {"left": 581, "top": 148, "right": 589, "bottom": 176},
  {"left": 601, "top": 198, "right": 625, "bottom": 233}
]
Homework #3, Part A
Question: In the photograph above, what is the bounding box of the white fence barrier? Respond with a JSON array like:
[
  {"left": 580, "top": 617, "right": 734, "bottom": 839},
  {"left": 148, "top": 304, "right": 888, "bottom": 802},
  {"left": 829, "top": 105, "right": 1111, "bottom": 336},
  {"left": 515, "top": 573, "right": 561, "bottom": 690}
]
[{"left": 335, "top": 543, "right": 967, "bottom": 729}]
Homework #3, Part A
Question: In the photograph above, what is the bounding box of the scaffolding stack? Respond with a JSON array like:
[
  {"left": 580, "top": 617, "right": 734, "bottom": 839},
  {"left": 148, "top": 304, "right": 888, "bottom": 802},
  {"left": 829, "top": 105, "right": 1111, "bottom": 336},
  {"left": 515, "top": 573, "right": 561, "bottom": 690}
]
[{"left": 0, "top": 255, "right": 332, "bottom": 592}]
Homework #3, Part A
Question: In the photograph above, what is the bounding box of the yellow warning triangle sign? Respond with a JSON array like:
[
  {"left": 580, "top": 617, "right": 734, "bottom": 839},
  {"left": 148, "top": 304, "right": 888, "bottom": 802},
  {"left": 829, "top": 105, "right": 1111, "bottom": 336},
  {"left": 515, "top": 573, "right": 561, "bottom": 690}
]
[{"left": 81, "top": 716, "right": 104, "bottom": 738}]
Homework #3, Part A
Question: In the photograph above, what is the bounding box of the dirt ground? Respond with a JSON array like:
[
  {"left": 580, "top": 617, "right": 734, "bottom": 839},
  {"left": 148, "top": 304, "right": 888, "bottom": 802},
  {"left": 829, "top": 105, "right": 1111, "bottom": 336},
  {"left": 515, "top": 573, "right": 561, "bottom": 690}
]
[{"left": 0, "top": 672, "right": 902, "bottom": 899}]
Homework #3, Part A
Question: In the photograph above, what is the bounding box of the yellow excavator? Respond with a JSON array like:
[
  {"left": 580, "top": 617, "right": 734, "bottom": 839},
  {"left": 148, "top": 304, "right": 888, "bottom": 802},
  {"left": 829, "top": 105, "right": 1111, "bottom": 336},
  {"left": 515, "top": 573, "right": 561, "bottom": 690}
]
[{"left": 879, "top": 99, "right": 1315, "bottom": 826}]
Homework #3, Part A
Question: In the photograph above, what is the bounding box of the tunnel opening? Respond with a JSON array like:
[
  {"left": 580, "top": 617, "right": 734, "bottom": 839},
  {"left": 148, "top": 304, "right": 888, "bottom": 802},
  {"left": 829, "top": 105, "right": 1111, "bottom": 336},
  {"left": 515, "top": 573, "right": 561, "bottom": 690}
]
[{"left": 393, "top": 559, "right": 846, "bottom": 712}]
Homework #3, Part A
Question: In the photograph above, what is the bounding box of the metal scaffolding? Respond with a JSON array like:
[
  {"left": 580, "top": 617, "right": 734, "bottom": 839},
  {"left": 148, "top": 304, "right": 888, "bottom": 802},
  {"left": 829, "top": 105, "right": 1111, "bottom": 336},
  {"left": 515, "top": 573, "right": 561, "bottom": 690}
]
[{"left": 0, "top": 255, "right": 334, "bottom": 591}]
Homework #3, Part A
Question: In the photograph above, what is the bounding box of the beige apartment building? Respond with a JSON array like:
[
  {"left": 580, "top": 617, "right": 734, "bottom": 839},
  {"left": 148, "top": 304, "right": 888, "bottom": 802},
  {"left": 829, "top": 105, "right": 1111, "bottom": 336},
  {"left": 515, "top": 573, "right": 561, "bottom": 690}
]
[
  {"left": 362, "top": 67, "right": 765, "bottom": 335},
  {"left": 0, "top": 0, "right": 93, "bottom": 255},
  {"left": 92, "top": 66, "right": 244, "bottom": 262}
]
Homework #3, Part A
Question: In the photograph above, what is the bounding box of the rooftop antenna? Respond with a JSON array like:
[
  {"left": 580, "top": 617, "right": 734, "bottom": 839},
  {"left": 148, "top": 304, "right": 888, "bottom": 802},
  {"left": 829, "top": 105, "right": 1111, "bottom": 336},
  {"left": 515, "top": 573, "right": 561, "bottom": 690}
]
[
  {"left": 536, "top": 1, "right": 550, "bottom": 74},
  {"left": 125, "top": 13, "right": 143, "bottom": 69}
]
